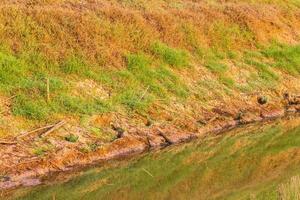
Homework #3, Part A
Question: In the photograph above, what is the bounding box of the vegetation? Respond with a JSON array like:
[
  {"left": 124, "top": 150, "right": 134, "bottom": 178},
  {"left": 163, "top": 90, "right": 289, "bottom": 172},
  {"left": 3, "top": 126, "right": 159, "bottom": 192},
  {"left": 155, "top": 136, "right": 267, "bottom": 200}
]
[
  {"left": 0, "top": 0, "right": 299, "bottom": 128},
  {"left": 65, "top": 134, "right": 79, "bottom": 143}
]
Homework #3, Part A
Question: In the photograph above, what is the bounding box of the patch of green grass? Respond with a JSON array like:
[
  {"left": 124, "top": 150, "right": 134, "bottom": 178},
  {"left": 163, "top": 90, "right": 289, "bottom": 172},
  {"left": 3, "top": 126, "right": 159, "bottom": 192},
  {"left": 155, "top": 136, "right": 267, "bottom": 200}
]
[
  {"left": 116, "top": 88, "right": 153, "bottom": 111},
  {"left": 128, "top": 54, "right": 188, "bottom": 98},
  {"left": 262, "top": 44, "right": 300, "bottom": 75},
  {"left": 244, "top": 58, "right": 279, "bottom": 82},
  {"left": 156, "top": 65, "right": 189, "bottom": 98},
  {"left": 55, "top": 95, "right": 111, "bottom": 115},
  {"left": 32, "top": 145, "right": 52, "bottom": 157},
  {"left": 127, "top": 53, "right": 150, "bottom": 71},
  {"left": 219, "top": 76, "right": 235, "bottom": 88},
  {"left": 60, "top": 56, "right": 89, "bottom": 75},
  {"left": 151, "top": 42, "right": 189, "bottom": 68},
  {"left": 0, "top": 52, "right": 28, "bottom": 92},
  {"left": 111, "top": 53, "right": 189, "bottom": 111},
  {"left": 205, "top": 61, "right": 228, "bottom": 74},
  {"left": 65, "top": 134, "right": 79, "bottom": 143},
  {"left": 33, "top": 148, "right": 47, "bottom": 157},
  {"left": 203, "top": 59, "right": 236, "bottom": 89},
  {"left": 12, "top": 95, "right": 50, "bottom": 120}
]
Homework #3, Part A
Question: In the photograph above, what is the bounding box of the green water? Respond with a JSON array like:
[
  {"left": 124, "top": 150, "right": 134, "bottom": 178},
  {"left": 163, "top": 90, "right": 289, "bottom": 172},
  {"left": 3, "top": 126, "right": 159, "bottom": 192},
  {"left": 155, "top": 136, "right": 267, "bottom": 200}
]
[{"left": 9, "top": 118, "right": 300, "bottom": 200}]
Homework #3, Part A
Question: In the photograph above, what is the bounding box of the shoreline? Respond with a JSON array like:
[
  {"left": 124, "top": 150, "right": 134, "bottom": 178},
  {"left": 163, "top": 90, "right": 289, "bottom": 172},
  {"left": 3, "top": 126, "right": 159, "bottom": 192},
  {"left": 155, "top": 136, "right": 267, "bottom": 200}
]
[{"left": 1, "top": 96, "right": 300, "bottom": 191}]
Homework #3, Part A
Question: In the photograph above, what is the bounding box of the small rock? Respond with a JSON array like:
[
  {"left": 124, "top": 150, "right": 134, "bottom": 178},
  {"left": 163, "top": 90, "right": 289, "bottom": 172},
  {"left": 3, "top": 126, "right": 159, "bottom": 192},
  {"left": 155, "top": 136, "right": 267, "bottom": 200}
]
[
  {"left": 145, "top": 119, "right": 152, "bottom": 127},
  {"left": 257, "top": 96, "right": 268, "bottom": 105},
  {"left": 111, "top": 125, "right": 125, "bottom": 138}
]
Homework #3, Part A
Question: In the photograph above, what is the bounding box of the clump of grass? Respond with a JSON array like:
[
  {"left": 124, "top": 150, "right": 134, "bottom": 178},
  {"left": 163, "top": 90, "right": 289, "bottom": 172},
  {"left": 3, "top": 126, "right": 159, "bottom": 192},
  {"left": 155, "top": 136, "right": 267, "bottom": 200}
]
[
  {"left": 60, "top": 56, "right": 89, "bottom": 75},
  {"left": 127, "top": 53, "right": 150, "bottom": 71},
  {"left": 205, "top": 61, "right": 228, "bottom": 74},
  {"left": 0, "top": 52, "right": 28, "bottom": 91},
  {"left": 33, "top": 147, "right": 48, "bottom": 157},
  {"left": 56, "top": 95, "right": 111, "bottom": 115},
  {"left": 126, "top": 54, "right": 188, "bottom": 98},
  {"left": 12, "top": 95, "right": 50, "bottom": 120},
  {"left": 219, "top": 76, "right": 235, "bottom": 88},
  {"left": 89, "top": 143, "right": 100, "bottom": 152},
  {"left": 65, "top": 134, "right": 79, "bottom": 143},
  {"left": 116, "top": 88, "right": 153, "bottom": 111},
  {"left": 244, "top": 58, "right": 279, "bottom": 82},
  {"left": 150, "top": 42, "right": 189, "bottom": 68},
  {"left": 111, "top": 53, "right": 189, "bottom": 111},
  {"left": 203, "top": 60, "right": 236, "bottom": 89}
]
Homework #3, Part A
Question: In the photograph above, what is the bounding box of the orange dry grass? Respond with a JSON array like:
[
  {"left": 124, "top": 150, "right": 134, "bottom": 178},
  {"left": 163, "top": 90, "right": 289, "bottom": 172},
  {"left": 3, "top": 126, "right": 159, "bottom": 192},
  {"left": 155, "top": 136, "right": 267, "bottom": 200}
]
[{"left": 0, "top": 0, "right": 299, "bottom": 67}]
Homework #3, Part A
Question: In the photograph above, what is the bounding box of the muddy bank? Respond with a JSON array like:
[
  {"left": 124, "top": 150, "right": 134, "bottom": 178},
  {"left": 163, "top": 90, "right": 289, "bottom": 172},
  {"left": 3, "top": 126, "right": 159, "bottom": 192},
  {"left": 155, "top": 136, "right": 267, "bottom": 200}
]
[{"left": 0, "top": 94, "right": 300, "bottom": 191}]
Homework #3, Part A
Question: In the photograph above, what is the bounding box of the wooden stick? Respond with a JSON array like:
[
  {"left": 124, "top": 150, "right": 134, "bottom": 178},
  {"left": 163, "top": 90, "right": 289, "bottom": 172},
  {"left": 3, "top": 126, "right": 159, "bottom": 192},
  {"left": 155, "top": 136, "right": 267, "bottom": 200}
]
[
  {"left": 0, "top": 140, "right": 17, "bottom": 145},
  {"left": 139, "top": 86, "right": 150, "bottom": 101},
  {"left": 19, "top": 124, "right": 56, "bottom": 138},
  {"left": 40, "top": 121, "right": 66, "bottom": 137}
]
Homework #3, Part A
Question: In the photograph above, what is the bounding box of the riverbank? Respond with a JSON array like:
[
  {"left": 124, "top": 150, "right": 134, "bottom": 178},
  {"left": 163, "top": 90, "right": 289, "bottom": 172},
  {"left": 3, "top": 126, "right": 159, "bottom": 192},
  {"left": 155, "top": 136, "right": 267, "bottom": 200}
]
[
  {"left": 6, "top": 112, "right": 300, "bottom": 200},
  {"left": 1, "top": 93, "right": 299, "bottom": 191}
]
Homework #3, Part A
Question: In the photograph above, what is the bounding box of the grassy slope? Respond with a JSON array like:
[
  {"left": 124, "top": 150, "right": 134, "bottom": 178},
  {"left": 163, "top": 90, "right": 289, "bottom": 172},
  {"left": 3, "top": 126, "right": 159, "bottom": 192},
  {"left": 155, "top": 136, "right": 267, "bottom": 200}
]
[
  {"left": 0, "top": 0, "right": 300, "bottom": 139},
  {"left": 10, "top": 118, "right": 300, "bottom": 200}
]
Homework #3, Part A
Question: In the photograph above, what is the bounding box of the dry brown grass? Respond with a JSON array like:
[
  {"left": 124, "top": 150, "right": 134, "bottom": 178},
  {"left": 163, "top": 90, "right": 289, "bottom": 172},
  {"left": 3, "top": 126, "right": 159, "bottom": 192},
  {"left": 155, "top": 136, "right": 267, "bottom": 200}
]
[
  {"left": 278, "top": 176, "right": 300, "bottom": 200},
  {"left": 0, "top": 0, "right": 299, "bottom": 67}
]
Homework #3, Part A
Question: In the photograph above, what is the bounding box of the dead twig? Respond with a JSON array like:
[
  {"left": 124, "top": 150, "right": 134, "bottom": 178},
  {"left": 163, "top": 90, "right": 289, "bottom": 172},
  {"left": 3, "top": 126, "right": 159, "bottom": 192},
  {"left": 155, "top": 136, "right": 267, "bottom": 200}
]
[
  {"left": 40, "top": 121, "right": 66, "bottom": 137},
  {"left": 46, "top": 78, "right": 50, "bottom": 102},
  {"left": 139, "top": 86, "right": 150, "bottom": 101},
  {"left": 0, "top": 140, "right": 17, "bottom": 145},
  {"left": 142, "top": 168, "right": 154, "bottom": 178},
  {"left": 19, "top": 124, "right": 56, "bottom": 138}
]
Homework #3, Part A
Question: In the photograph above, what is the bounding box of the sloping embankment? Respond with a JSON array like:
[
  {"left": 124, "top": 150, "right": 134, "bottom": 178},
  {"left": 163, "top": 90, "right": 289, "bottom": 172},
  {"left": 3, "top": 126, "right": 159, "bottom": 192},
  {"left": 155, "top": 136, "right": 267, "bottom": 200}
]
[{"left": 0, "top": 0, "right": 300, "bottom": 191}]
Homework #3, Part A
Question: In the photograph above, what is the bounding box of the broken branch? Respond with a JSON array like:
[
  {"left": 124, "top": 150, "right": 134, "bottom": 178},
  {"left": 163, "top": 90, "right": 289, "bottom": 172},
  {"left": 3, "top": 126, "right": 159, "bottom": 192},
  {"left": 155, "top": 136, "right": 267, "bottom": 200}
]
[
  {"left": 40, "top": 121, "right": 66, "bottom": 137},
  {"left": 0, "top": 140, "right": 17, "bottom": 145}
]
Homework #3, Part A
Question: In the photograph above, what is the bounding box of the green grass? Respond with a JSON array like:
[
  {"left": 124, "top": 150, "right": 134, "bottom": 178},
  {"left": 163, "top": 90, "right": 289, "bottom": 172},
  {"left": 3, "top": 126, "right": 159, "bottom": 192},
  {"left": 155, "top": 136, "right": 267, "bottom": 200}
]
[
  {"left": 60, "top": 55, "right": 89, "bottom": 75},
  {"left": 111, "top": 53, "right": 189, "bottom": 111},
  {"left": 0, "top": 42, "right": 299, "bottom": 121},
  {"left": 0, "top": 49, "right": 189, "bottom": 119},
  {"left": 205, "top": 61, "right": 228, "bottom": 74},
  {"left": 12, "top": 95, "right": 50, "bottom": 120},
  {"left": 244, "top": 58, "right": 279, "bottom": 82},
  {"left": 65, "top": 134, "right": 79, "bottom": 143},
  {"left": 10, "top": 119, "right": 300, "bottom": 200},
  {"left": 262, "top": 44, "right": 300, "bottom": 75},
  {"left": 151, "top": 42, "right": 189, "bottom": 68}
]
